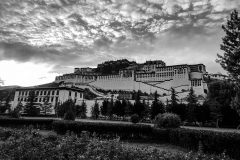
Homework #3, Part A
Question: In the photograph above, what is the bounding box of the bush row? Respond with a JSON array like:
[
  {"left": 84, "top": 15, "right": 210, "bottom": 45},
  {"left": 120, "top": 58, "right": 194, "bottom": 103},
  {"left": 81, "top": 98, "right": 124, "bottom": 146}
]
[
  {"left": 169, "top": 128, "right": 240, "bottom": 160},
  {"left": 0, "top": 118, "right": 239, "bottom": 159},
  {"left": 0, "top": 127, "right": 232, "bottom": 160},
  {"left": 52, "top": 120, "right": 154, "bottom": 140},
  {"left": 0, "top": 118, "right": 53, "bottom": 130}
]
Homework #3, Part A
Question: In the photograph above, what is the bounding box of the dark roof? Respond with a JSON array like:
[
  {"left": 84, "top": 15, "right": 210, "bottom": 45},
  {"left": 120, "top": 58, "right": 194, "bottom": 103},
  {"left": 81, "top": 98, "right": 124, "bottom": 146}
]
[{"left": 16, "top": 82, "right": 84, "bottom": 92}]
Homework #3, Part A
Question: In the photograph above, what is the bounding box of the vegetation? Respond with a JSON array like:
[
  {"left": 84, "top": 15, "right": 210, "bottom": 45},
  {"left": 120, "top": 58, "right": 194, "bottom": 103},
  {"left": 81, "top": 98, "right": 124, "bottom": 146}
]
[
  {"left": 76, "top": 101, "right": 87, "bottom": 118},
  {"left": 150, "top": 91, "right": 165, "bottom": 119},
  {"left": 154, "top": 113, "right": 181, "bottom": 128},
  {"left": 24, "top": 90, "right": 40, "bottom": 116},
  {"left": 91, "top": 101, "right": 100, "bottom": 119},
  {"left": 130, "top": 114, "right": 140, "bottom": 123},
  {"left": 0, "top": 127, "right": 233, "bottom": 160},
  {"left": 96, "top": 59, "right": 137, "bottom": 74}
]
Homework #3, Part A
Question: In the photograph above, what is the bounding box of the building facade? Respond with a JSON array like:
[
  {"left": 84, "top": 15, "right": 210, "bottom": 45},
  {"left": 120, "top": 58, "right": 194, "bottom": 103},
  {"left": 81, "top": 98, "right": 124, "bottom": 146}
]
[
  {"left": 12, "top": 85, "right": 84, "bottom": 114},
  {"left": 55, "top": 61, "right": 208, "bottom": 102}
]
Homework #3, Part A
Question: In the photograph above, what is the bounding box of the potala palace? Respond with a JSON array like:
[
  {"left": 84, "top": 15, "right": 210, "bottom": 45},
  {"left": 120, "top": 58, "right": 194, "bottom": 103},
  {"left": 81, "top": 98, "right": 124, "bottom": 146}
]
[{"left": 55, "top": 60, "right": 208, "bottom": 102}]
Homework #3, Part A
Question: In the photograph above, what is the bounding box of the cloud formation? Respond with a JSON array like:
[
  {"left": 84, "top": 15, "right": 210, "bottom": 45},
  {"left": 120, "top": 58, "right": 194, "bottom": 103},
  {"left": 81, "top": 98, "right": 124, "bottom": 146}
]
[{"left": 0, "top": 0, "right": 239, "bottom": 74}]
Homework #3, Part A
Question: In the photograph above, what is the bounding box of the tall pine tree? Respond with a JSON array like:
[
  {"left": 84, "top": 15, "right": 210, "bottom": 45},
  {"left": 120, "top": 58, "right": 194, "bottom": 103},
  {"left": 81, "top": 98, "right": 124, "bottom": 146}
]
[{"left": 217, "top": 10, "right": 240, "bottom": 81}]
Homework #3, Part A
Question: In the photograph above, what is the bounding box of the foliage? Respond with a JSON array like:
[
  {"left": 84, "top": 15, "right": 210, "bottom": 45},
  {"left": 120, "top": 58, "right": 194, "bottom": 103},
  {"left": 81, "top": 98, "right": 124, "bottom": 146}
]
[
  {"left": 0, "top": 127, "right": 233, "bottom": 160},
  {"left": 56, "top": 99, "right": 76, "bottom": 118},
  {"left": 24, "top": 90, "right": 40, "bottom": 116},
  {"left": 154, "top": 113, "right": 181, "bottom": 128},
  {"left": 41, "top": 97, "right": 53, "bottom": 115},
  {"left": 9, "top": 108, "right": 21, "bottom": 118},
  {"left": 91, "top": 101, "right": 100, "bottom": 119},
  {"left": 150, "top": 91, "right": 165, "bottom": 119},
  {"left": 171, "top": 88, "right": 179, "bottom": 106},
  {"left": 100, "top": 99, "right": 108, "bottom": 116},
  {"left": 96, "top": 59, "right": 136, "bottom": 74},
  {"left": 132, "top": 90, "right": 146, "bottom": 118},
  {"left": 130, "top": 114, "right": 140, "bottom": 123},
  {"left": 171, "top": 103, "right": 187, "bottom": 121},
  {"left": 52, "top": 120, "right": 152, "bottom": 140},
  {"left": 112, "top": 99, "right": 125, "bottom": 116},
  {"left": 206, "top": 81, "right": 240, "bottom": 128},
  {"left": 169, "top": 128, "right": 240, "bottom": 160},
  {"left": 76, "top": 101, "right": 87, "bottom": 118},
  {"left": 63, "top": 111, "right": 75, "bottom": 121},
  {"left": 0, "top": 118, "right": 53, "bottom": 129},
  {"left": 217, "top": 10, "right": 240, "bottom": 81}
]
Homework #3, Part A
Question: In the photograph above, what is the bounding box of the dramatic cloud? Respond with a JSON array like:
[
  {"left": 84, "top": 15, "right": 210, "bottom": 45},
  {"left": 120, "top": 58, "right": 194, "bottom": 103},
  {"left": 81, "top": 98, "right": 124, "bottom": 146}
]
[{"left": 0, "top": 0, "right": 240, "bottom": 85}]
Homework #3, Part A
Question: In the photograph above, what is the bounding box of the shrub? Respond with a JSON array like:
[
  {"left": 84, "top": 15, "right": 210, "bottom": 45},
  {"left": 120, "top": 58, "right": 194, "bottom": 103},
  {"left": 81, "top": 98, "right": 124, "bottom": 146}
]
[
  {"left": 169, "top": 128, "right": 240, "bottom": 160},
  {"left": 131, "top": 114, "right": 140, "bottom": 123},
  {"left": 0, "top": 127, "right": 233, "bottom": 160},
  {"left": 63, "top": 111, "right": 75, "bottom": 121},
  {"left": 52, "top": 120, "right": 152, "bottom": 140},
  {"left": 9, "top": 109, "right": 20, "bottom": 118},
  {"left": 154, "top": 113, "right": 181, "bottom": 128}
]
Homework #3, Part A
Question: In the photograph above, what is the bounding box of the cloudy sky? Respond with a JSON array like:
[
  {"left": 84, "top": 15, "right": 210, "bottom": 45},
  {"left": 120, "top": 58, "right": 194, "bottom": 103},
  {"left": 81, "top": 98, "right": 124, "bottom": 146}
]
[{"left": 0, "top": 0, "right": 239, "bottom": 86}]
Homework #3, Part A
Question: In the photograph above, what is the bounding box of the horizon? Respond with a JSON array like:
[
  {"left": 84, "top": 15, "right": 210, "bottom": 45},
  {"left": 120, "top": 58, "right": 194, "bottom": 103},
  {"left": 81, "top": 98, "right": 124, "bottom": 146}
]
[{"left": 0, "top": 0, "right": 239, "bottom": 87}]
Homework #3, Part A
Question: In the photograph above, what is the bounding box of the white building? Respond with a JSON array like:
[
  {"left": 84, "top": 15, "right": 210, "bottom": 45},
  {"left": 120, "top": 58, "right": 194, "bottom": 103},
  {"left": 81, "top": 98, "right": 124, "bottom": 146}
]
[
  {"left": 12, "top": 83, "right": 84, "bottom": 114},
  {"left": 54, "top": 61, "right": 208, "bottom": 102}
]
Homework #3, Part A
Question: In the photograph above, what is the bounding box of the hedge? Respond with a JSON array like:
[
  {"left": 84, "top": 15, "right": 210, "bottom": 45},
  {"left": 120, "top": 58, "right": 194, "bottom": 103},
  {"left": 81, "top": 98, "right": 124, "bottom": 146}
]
[
  {"left": 0, "top": 118, "right": 53, "bottom": 130},
  {"left": 52, "top": 120, "right": 154, "bottom": 140},
  {"left": 169, "top": 128, "right": 240, "bottom": 160}
]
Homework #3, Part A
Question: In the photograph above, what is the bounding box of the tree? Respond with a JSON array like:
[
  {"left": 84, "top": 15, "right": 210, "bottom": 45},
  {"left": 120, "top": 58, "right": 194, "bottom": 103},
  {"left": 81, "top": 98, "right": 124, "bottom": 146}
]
[
  {"left": 132, "top": 90, "right": 145, "bottom": 118},
  {"left": 113, "top": 100, "right": 125, "bottom": 116},
  {"left": 170, "top": 88, "right": 178, "bottom": 106},
  {"left": 217, "top": 10, "right": 240, "bottom": 81},
  {"left": 150, "top": 91, "right": 164, "bottom": 119},
  {"left": 91, "top": 100, "right": 100, "bottom": 119},
  {"left": 24, "top": 90, "right": 40, "bottom": 116},
  {"left": 56, "top": 99, "right": 76, "bottom": 118},
  {"left": 76, "top": 100, "right": 87, "bottom": 118},
  {"left": 186, "top": 87, "right": 198, "bottom": 122},
  {"left": 216, "top": 10, "right": 240, "bottom": 123},
  {"left": 100, "top": 99, "right": 108, "bottom": 116},
  {"left": 41, "top": 96, "right": 52, "bottom": 115}
]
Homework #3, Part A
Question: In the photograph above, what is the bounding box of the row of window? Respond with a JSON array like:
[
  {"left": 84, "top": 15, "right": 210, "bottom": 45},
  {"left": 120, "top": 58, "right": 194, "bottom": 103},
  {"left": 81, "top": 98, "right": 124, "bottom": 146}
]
[
  {"left": 18, "top": 96, "right": 59, "bottom": 103},
  {"left": 19, "top": 90, "right": 59, "bottom": 96},
  {"left": 191, "top": 80, "right": 202, "bottom": 87},
  {"left": 69, "top": 91, "right": 83, "bottom": 98},
  {"left": 136, "top": 72, "right": 175, "bottom": 78}
]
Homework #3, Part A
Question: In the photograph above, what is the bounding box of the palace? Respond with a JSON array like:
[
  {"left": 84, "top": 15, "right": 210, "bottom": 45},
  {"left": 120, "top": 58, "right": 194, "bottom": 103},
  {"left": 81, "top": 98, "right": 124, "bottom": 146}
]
[
  {"left": 55, "top": 60, "right": 208, "bottom": 101},
  {"left": 12, "top": 83, "right": 84, "bottom": 114}
]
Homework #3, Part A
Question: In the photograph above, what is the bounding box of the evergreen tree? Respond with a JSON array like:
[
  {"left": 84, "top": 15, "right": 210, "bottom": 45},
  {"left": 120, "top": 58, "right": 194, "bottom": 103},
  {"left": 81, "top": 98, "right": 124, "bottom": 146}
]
[
  {"left": 91, "top": 100, "right": 100, "bottom": 119},
  {"left": 171, "top": 88, "right": 178, "bottom": 106},
  {"left": 100, "top": 99, "right": 108, "bottom": 116},
  {"left": 76, "top": 100, "right": 87, "bottom": 118},
  {"left": 150, "top": 91, "right": 164, "bottom": 119},
  {"left": 217, "top": 10, "right": 240, "bottom": 81},
  {"left": 132, "top": 90, "right": 145, "bottom": 118},
  {"left": 56, "top": 99, "right": 75, "bottom": 118},
  {"left": 24, "top": 90, "right": 40, "bottom": 116},
  {"left": 107, "top": 96, "right": 114, "bottom": 118},
  {"left": 186, "top": 87, "right": 198, "bottom": 122},
  {"left": 41, "top": 96, "right": 52, "bottom": 115}
]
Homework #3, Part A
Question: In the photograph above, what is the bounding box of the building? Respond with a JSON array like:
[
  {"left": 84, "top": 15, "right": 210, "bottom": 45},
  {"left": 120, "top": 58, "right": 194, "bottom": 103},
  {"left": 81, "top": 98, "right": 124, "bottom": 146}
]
[
  {"left": 12, "top": 83, "right": 84, "bottom": 114},
  {"left": 54, "top": 60, "right": 208, "bottom": 102}
]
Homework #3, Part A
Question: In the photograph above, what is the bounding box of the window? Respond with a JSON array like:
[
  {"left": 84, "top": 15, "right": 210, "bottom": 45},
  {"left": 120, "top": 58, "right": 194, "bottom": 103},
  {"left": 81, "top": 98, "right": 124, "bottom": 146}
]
[
  {"left": 44, "top": 91, "right": 46, "bottom": 95},
  {"left": 51, "top": 97, "right": 54, "bottom": 102},
  {"left": 75, "top": 92, "right": 77, "bottom": 97},
  {"left": 69, "top": 91, "right": 71, "bottom": 97},
  {"left": 56, "top": 90, "right": 59, "bottom": 95},
  {"left": 48, "top": 91, "right": 50, "bottom": 95},
  {"left": 18, "top": 98, "right": 20, "bottom": 101},
  {"left": 40, "top": 91, "right": 42, "bottom": 95},
  {"left": 52, "top": 90, "right": 55, "bottom": 95},
  {"left": 39, "top": 98, "right": 42, "bottom": 102},
  {"left": 55, "top": 97, "right": 58, "bottom": 103}
]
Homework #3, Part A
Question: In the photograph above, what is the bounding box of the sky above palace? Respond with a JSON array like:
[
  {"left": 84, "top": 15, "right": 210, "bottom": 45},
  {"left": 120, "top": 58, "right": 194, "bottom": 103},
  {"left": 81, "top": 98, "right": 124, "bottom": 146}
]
[{"left": 0, "top": 0, "right": 239, "bottom": 86}]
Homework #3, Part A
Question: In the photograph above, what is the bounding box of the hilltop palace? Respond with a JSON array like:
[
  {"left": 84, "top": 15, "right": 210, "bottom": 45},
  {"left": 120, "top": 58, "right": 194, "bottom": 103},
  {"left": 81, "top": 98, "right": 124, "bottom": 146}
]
[{"left": 55, "top": 60, "right": 208, "bottom": 102}]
